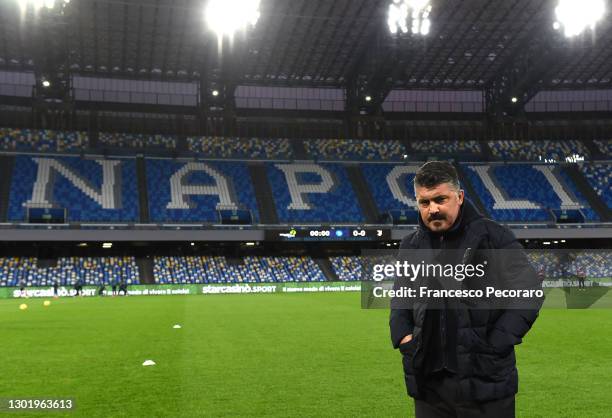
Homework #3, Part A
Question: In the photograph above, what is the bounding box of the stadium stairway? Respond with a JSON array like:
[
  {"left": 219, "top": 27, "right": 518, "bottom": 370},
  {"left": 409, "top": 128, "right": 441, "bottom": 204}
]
[
  {"left": 563, "top": 165, "right": 612, "bottom": 221},
  {"left": 89, "top": 130, "right": 99, "bottom": 149},
  {"left": 292, "top": 139, "right": 309, "bottom": 160},
  {"left": 584, "top": 140, "right": 605, "bottom": 160},
  {"left": 0, "top": 155, "right": 14, "bottom": 222},
  {"left": 479, "top": 139, "right": 492, "bottom": 160},
  {"left": 402, "top": 139, "right": 413, "bottom": 156},
  {"left": 314, "top": 257, "right": 339, "bottom": 281},
  {"left": 136, "top": 157, "right": 150, "bottom": 223},
  {"left": 455, "top": 163, "right": 489, "bottom": 217},
  {"left": 248, "top": 163, "right": 279, "bottom": 224},
  {"left": 346, "top": 164, "right": 379, "bottom": 223},
  {"left": 176, "top": 135, "right": 188, "bottom": 153},
  {"left": 137, "top": 257, "right": 155, "bottom": 284}
]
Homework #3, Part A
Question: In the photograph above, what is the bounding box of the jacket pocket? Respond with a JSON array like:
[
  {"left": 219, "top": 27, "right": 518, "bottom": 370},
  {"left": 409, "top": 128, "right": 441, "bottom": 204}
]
[
  {"left": 400, "top": 344, "right": 421, "bottom": 398},
  {"left": 399, "top": 339, "right": 417, "bottom": 356},
  {"left": 400, "top": 339, "right": 417, "bottom": 378},
  {"left": 472, "top": 351, "right": 515, "bottom": 381}
]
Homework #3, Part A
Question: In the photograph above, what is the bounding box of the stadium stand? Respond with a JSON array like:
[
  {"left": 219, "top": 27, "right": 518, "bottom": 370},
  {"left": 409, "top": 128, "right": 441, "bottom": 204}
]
[
  {"left": 329, "top": 252, "right": 611, "bottom": 283},
  {"left": 0, "top": 257, "right": 36, "bottom": 287},
  {"left": 99, "top": 132, "right": 177, "bottom": 149},
  {"left": 1, "top": 251, "right": 608, "bottom": 287},
  {"left": 361, "top": 164, "right": 417, "bottom": 216},
  {"left": 527, "top": 251, "right": 612, "bottom": 280},
  {"left": 411, "top": 140, "right": 481, "bottom": 155},
  {"left": 593, "top": 140, "right": 612, "bottom": 157},
  {"left": 267, "top": 162, "right": 364, "bottom": 223},
  {"left": 146, "top": 159, "right": 259, "bottom": 223},
  {"left": 303, "top": 138, "right": 407, "bottom": 161},
  {"left": 2, "top": 147, "right": 609, "bottom": 224},
  {"left": 527, "top": 251, "right": 563, "bottom": 278},
  {"left": 487, "top": 140, "right": 590, "bottom": 161},
  {"left": 0, "top": 256, "right": 139, "bottom": 287},
  {"left": 579, "top": 162, "right": 612, "bottom": 209},
  {"left": 463, "top": 163, "right": 598, "bottom": 221},
  {"left": 7, "top": 155, "right": 140, "bottom": 222},
  {"left": 0, "top": 128, "right": 88, "bottom": 152},
  {"left": 187, "top": 136, "right": 293, "bottom": 159},
  {"left": 570, "top": 251, "right": 612, "bottom": 279},
  {"left": 330, "top": 256, "right": 363, "bottom": 281},
  {"left": 330, "top": 255, "right": 397, "bottom": 282},
  {"left": 154, "top": 255, "right": 325, "bottom": 284}
]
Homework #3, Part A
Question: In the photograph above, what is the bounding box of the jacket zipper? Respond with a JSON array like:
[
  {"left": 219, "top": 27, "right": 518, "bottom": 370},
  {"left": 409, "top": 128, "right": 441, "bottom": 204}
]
[{"left": 440, "top": 234, "right": 448, "bottom": 369}]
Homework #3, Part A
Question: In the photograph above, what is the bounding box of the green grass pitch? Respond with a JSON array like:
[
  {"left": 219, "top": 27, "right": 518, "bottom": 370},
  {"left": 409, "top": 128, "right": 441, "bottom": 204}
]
[{"left": 1, "top": 293, "right": 611, "bottom": 417}]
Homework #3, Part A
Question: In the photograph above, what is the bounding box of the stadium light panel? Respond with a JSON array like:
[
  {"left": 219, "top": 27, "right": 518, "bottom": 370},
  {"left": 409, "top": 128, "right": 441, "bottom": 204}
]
[
  {"left": 212, "top": 89, "right": 219, "bottom": 97},
  {"left": 554, "top": 0, "right": 605, "bottom": 37},
  {"left": 388, "top": 0, "right": 432, "bottom": 36},
  {"left": 365, "top": 95, "right": 372, "bottom": 102},
  {"left": 511, "top": 96, "right": 518, "bottom": 103},
  {"left": 205, "top": 0, "right": 260, "bottom": 39},
  {"left": 41, "top": 80, "right": 51, "bottom": 87},
  {"left": 16, "top": 0, "right": 70, "bottom": 12}
]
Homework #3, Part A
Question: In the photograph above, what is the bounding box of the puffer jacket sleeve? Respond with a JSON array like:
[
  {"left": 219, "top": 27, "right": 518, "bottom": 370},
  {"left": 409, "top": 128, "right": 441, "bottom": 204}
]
[
  {"left": 390, "top": 234, "right": 416, "bottom": 349},
  {"left": 487, "top": 226, "right": 544, "bottom": 353}
]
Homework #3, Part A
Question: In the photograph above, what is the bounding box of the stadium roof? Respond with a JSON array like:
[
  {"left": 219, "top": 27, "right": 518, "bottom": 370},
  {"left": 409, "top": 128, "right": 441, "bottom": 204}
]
[{"left": 0, "top": 0, "right": 611, "bottom": 95}]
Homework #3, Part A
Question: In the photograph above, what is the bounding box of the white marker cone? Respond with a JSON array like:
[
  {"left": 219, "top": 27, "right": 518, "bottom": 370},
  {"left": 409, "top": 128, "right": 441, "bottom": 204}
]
[{"left": 142, "top": 360, "right": 156, "bottom": 366}]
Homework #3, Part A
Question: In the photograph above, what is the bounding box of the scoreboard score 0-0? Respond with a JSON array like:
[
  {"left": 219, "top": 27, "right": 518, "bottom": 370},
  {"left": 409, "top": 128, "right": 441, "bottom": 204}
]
[{"left": 265, "top": 227, "right": 391, "bottom": 242}]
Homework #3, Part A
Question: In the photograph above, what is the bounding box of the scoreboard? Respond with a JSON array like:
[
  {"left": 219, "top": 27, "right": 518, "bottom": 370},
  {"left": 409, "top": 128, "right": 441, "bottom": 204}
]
[{"left": 265, "top": 227, "right": 391, "bottom": 242}]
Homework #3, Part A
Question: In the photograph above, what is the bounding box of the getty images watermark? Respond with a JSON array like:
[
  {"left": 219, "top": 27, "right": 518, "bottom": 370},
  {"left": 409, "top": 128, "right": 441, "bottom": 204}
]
[
  {"left": 370, "top": 258, "right": 544, "bottom": 300},
  {"left": 358, "top": 249, "right": 589, "bottom": 310}
]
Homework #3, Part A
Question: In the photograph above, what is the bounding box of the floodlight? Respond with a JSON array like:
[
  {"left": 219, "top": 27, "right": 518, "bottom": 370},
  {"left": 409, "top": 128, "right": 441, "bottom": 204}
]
[
  {"left": 16, "top": 0, "right": 69, "bottom": 12},
  {"left": 205, "top": 0, "right": 260, "bottom": 39},
  {"left": 212, "top": 89, "right": 219, "bottom": 96},
  {"left": 42, "top": 80, "right": 51, "bottom": 87},
  {"left": 388, "top": 0, "right": 432, "bottom": 36},
  {"left": 554, "top": 0, "right": 605, "bottom": 37}
]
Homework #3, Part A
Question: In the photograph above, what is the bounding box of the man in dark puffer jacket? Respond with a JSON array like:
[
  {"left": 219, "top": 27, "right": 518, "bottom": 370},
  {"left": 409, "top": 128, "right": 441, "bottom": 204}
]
[{"left": 390, "top": 161, "right": 543, "bottom": 418}]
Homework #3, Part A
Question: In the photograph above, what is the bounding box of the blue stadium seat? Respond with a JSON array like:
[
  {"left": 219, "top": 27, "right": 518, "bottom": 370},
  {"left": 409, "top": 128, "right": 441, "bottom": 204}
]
[
  {"left": 487, "top": 140, "right": 589, "bottom": 161},
  {"left": 0, "top": 257, "right": 139, "bottom": 287},
  {"left": 527, "top": 251, "right": 611, "bottom": 280},
  {"left": 580, "top": 162, "right": 612, "bottom": 209},
  {"left": 267, "top": 162, "right": 364, "bottom": 223},
  {"left": 146, "top": 159, "right": 259, "bottom": 222},
  {"left": 8, "top": 155, "right": 139, "bottom": 222},
  {"left": 593, "top": 140, "right": 612, "bottom": 158},
  {"left": 411, "top": 140, "right": 481, "bottom": 155},
  {"left": 330, "top": 256, "right": 363, "bottom": 281},
  {"left": 361, "top": 164, "right": 417, "bottom": 215},
  {"left": 0, "top": 128, "right": 88, "bottom": 152},
  {"left": 153, "top": 256, "right": 325, "bottom": 284},
  {"left": 99, "top": 132, "right": 177, "bottom": 149},
  {"left": 303, "top": 139, "right": 407, "bottom": 161},
  {"left": 187, "top": 137, "right": 293, "bottom": 159},
  {"left": 462, "top": 163, "right": 597, "bottom": 222}
]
